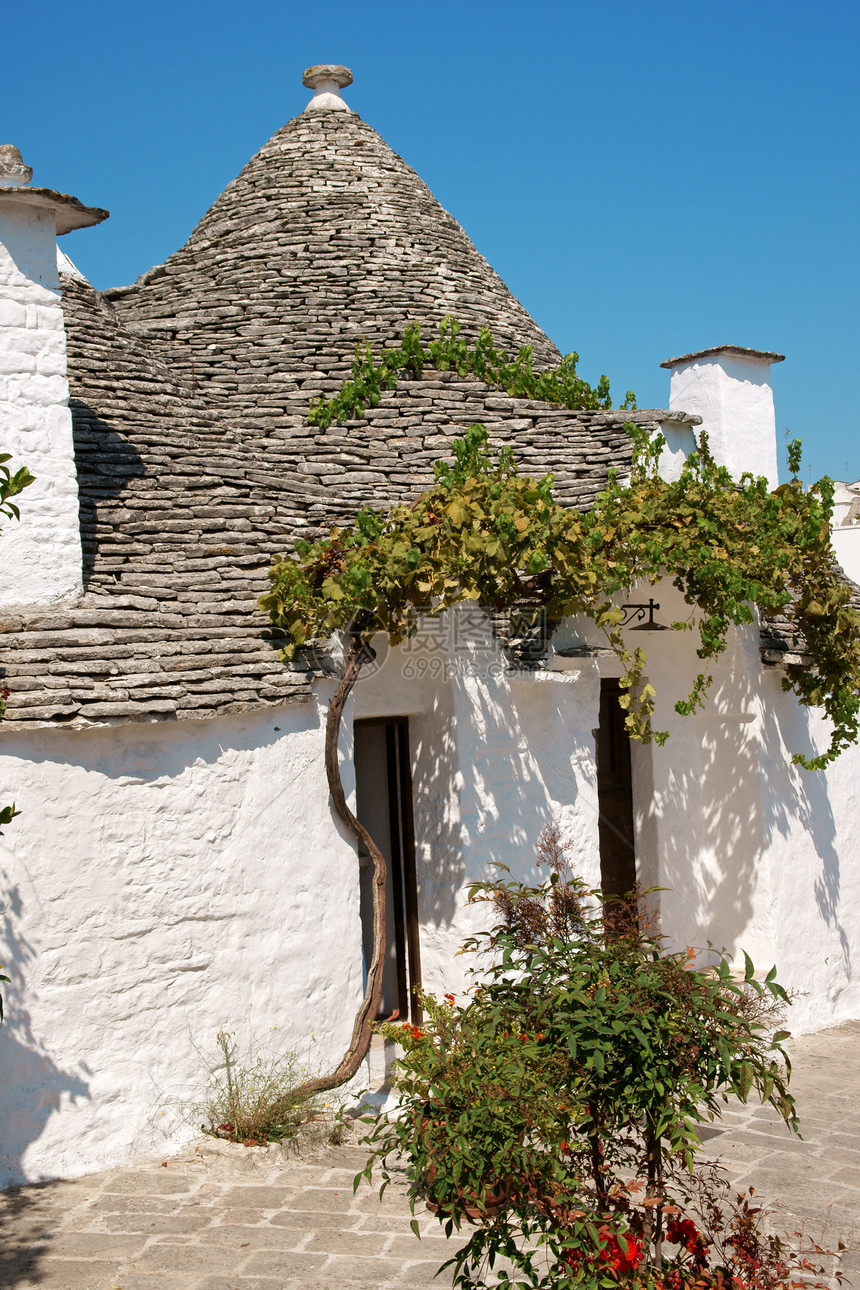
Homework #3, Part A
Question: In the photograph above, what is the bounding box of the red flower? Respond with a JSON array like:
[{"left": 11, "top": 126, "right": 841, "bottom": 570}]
[
  {"left": 603, "top": 1231, "right": 642, "bottom": 1273},
  {"left": 667, "top": 1217, "right": 709, "bottom": 1256},
  {"left": 444, "top": 993, "right": 455, "bottom": 1004},
  {"left": 563, "top": 1225, "right": 642, "bottom": 1276}
]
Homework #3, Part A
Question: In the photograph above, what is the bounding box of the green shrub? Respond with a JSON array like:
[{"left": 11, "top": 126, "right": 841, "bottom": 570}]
[{"left": 359, "top": 829, "right": 841, "bottom": 1289}]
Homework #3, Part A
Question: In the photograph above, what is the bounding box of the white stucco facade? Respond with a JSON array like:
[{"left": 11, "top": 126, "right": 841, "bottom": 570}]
[
  {"left": 615, "top": 588, "right": 860, "bottom": 1033},
  {"left": 353, "top": 617, "right": 603, "bottom": 999},
  {"left": 833, "top": 525, "right": 860, "bottom": 586},
  {"left": 0, "top": 700, "right": 363, "bottom": 1184},
  {"left": 3, "top": 596, "right": 858, "bottom": 1184},
  {"left": 0, "top": 633, "right": 601, "bottom": 1184},
  {"left": 0, "top": 200, "right": 83, "bottom": 607},
  {"left": 0, "top": 615, "right": 606, "bottom": 1186}
]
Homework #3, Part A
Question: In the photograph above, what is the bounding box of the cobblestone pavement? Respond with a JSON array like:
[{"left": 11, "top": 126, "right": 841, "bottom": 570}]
[{"left": 1, "top": 1022, "right": 858, "bottom": 1290}]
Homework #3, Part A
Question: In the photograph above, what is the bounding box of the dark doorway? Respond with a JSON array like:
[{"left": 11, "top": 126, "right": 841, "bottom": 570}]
[
  {"left": 354, "top": 718, "right": 422, "bottom": 1024},
  {"left": 596, "top": 679, "right": 637, "bottom": 898}
]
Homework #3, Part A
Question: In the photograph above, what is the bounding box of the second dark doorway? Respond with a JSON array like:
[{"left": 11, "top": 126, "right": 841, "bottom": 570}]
[{"left": 596, "top": 678, "right": 637, "bottom": 899}]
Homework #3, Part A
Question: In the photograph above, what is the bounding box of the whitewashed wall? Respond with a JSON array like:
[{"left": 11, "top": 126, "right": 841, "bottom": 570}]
[
  {"left": 832, "top": 525, "right": 860, "bottom": 585},
  {"left": 0, "top": 201, "right": 82, "bottom": 606},
  {"left": 354, "top": 614, "right": 601, "bottom": 999},
  {"left": 1, "top": 600, "right": 858, "bottom": 1185},
  {"left": 567, "top": 583, "right": 860, "bottom": 1036},
  {"left": 355, "top": 598, "right": 860, "bottom": 1036},
  {"left": 0, "top": 625, "right": 602, "bottom": 1186},
  {"left": 0, "top": 698, "right": 362, "bottom": 1186}
]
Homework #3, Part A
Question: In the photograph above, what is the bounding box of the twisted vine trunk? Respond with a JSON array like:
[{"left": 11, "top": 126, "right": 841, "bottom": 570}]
[{"left": 290, "top": 638, "right": 388, "bottom": 1100}]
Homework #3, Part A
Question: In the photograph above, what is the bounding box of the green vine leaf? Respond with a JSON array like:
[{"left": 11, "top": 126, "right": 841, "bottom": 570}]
[{"left": 307, "top": 318, "right": 629, "bottom": 429}]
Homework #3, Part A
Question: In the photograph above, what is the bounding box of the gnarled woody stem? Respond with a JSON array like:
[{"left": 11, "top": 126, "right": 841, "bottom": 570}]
[{"left": 290, "top": 637, "right": 387, "bottom": 1099}]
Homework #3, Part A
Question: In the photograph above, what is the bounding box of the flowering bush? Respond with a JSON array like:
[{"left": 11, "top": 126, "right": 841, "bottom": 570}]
[{"left": 358, "top": 829, "right": 843, "bottom": 1289}]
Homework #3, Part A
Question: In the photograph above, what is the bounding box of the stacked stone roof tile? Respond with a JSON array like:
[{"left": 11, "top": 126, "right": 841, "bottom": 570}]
[{"left": 104, "top": 112, "right": 562, "bottom": 401}]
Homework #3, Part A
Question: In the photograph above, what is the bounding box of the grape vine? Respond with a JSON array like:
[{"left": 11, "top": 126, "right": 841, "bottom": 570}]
[{"left": 261, "top": 425, "right": 860, "bottom": 770}]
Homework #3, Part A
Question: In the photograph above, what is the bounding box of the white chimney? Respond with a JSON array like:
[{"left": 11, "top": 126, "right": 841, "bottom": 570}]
[
  {"left": 661, "top": 346, "right": 784, "bottom": 488},
  {"left": 0, "top": 146, "right": 107, "bottom": 607}
]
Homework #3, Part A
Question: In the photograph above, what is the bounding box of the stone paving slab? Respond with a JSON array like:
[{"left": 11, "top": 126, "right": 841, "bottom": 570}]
[{"left": 1, "top": 1021, "right": 858, "bottom": 1289}]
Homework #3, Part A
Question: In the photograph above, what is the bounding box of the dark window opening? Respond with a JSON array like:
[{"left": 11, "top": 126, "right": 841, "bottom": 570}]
[
  {"left": 596, "top": 679, "right": 637, "bottom": 899},
  {"left": 354, "top": 718, "right": 422, "bottom": 1025}
]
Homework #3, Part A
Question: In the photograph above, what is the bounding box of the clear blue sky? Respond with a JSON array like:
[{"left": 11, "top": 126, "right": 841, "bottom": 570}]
[{"left": 5, "top": 0, "right": 858, "bottom": 483}]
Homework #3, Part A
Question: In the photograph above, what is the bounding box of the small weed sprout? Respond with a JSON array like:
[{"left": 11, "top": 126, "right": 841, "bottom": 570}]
[{"left": 183, "top": 1028, "right": 347, "bottom": 1148}]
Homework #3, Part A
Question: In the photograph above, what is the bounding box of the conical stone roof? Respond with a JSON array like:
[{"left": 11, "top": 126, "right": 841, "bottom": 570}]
[
  {"left": 0, "top": 81, "right": 701, "bottom": 729},
  {"left": 106, "top": 105, "right": 561, "bottom": 418}
]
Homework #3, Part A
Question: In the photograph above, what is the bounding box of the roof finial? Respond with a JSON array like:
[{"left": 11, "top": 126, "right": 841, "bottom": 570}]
[
  {"left": 0, "top": 144, "right": 33, "bottom": 188},
  {"left": 302, "top": 65, "right": 353, "bottom": 113}
]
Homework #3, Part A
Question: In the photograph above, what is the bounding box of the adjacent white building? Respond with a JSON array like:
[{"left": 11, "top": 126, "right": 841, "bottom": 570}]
[{"left": 832, "top": 480, "right": 860, "bottom": 585}]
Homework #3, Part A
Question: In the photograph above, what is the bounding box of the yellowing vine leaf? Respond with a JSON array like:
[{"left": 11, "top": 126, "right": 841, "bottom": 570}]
[{"left": 260, "top": 419, "right": 860, "bottom": 769}]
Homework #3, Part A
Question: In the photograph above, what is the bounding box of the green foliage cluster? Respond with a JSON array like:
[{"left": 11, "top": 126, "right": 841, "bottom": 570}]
[
  {"left": 261, "top": 424, "right": 860, "bottom": 768},
  {"left": 0, "top": 805, "right": 19, "bottom": 835},
  {"left": 359, "top": 832, "right": 826, "bottom": 1290},
  {"left": 307, "top": 317, "right": 636, "bottom": 429},
  {"left": 0, "top": 451, "right": 34, "bottom": 524}
]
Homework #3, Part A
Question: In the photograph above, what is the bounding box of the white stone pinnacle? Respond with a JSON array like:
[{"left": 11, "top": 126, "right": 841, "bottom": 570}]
[
  {"left": 0, "top": 143, "right": 33, "bottom": 188},
  {"left": 302, "top": 64, "right": 353, "bottom": 113}
]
